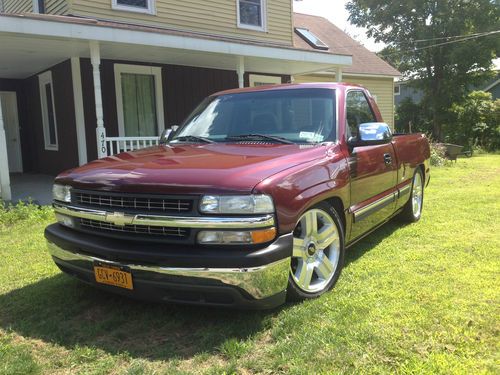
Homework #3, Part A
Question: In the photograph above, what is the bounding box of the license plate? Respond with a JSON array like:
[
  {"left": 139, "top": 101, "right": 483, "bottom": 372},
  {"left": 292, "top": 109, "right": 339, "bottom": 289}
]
[{"left": 94, "top": 261, "right": 133, "bottom": 290}]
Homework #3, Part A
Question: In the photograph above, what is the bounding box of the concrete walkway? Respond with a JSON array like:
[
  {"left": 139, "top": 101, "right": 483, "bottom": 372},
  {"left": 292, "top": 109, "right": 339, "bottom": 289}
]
[{"left": 10, "top": 173, "right": 54, "bottom": 206}]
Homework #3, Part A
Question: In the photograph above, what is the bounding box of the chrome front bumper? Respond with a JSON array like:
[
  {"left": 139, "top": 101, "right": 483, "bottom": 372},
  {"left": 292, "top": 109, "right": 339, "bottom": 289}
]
[{"left": 47, "top": 241, "right": 290, "bottom": 304}]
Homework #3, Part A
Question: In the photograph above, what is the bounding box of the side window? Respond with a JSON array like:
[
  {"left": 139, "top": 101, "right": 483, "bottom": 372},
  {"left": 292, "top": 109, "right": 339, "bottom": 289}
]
[
  {"left": 345, "top": 90, "right": 376, "bottom": 139},
  {"left": 38, "top": 71, "right": 58, "bottom": 151}
]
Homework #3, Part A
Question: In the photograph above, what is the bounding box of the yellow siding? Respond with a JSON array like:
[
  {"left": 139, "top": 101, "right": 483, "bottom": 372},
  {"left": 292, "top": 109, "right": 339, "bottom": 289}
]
[
  {"left": 2, "top": 0, "right": 32, "bottom": 13},
  {"left": 69, "top": 0, "right": 293, "bottom": 45},
  {"left": 294, "top": 74, "right": 395, "bottom": 128},
  {"left": 46, "top": 0, "right": 69, "bottom": 14}
]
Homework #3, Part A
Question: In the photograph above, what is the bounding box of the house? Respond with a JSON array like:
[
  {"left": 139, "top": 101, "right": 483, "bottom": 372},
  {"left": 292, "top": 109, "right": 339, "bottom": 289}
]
[
  {"left": 395, "top": 70, "right": 500, "bottom": 107},
  {"left": 0, "top": 0, "right": 399, "bottom": 202}
]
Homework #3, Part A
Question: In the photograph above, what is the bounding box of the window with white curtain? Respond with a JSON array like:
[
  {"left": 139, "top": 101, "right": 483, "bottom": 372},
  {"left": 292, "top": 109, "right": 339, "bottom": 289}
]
[{"left": 114, "top": 64, "right": 164, "bottom": 137}]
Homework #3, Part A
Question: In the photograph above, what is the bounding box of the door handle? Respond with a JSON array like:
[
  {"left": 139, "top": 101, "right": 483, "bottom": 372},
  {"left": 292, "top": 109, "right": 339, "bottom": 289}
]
[{"left": 384, "top": 153, "right": 392, "bottom": 165}]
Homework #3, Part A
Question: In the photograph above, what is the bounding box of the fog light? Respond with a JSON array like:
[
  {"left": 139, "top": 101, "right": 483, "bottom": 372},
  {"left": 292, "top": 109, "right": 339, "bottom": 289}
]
[
  {"left": 55, "top": 213, "right": 74, "bottom": 228},
  {"left": 197, "top": 228, "right": 276, "bottom": 245}
]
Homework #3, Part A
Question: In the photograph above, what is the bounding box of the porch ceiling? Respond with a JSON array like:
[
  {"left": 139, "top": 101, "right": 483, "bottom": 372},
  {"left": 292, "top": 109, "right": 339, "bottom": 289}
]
[{"left": 0, "top": 14, "right": 352, "bottom": 79}]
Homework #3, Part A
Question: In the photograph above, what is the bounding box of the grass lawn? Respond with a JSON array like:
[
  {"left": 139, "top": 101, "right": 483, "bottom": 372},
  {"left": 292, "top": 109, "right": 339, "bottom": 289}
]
[{"left": 0, "top": 154, "right": 499, "bottom": 374}]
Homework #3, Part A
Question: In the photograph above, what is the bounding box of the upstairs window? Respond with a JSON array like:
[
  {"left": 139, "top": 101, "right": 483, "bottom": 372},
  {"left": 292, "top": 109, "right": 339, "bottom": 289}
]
[
  {"left": 237, "top": 0, "right": 266, "bottom": 31},
  {"left": 295, "top": 28, "right": 329, "bottom": 50},
  {"left": 112, "top": 0, "right": 155, "bottom": 14},
  {"left": 32, "top": 0, "right": 45, "bottom": 13}
]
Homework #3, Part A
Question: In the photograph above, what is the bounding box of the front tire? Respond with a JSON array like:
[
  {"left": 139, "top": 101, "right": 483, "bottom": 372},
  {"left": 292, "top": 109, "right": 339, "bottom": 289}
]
[{"left": 287, "top": 202, "right": 345, "bottom": 301}]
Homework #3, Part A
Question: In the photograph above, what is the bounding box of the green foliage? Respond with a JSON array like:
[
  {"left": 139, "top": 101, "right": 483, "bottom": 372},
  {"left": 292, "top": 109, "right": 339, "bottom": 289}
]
[
  {"left": 429, "top": 142, "right": 451, "bottom": 167},
  {"left": 0, "top": 156, "right": 500, "bottom": 374},
  {"left": 0, "top": 201, "right": 53, "bottom": 229},
  {"left": 446, "top": 91, "right": 500, "bottom": 151},
  {"left": 347, "top": 0, "right": 500, "bottom": 140},
  {"left": 395, "top": 97, "right": 431, "bottom": 134}
]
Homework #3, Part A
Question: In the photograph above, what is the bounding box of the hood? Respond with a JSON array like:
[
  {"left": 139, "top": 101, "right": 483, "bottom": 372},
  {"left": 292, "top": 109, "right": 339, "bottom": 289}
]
[{"left": 56, "top": 143, "right": 331, "bottom": 194}]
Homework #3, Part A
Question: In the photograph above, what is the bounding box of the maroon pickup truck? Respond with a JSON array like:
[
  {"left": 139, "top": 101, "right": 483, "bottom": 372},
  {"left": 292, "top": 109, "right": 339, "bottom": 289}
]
[{"left": 45, "top": 83, "right": 430, "bottom": 309}]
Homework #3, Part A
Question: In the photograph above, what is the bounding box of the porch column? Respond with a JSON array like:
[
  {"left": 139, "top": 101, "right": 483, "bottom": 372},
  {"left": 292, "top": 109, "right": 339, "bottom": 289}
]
[
  {"left": 90, "top": 40, "right": 107, "bottom": 158},
  {"left": 335, "top": 67, "right": 343, "bottom": 83},
  {"left": 0, "top": 97, "right": 12, "bottom": 201},
  {"left": 237, "top": 56, "right": 245, "bottom": 88}
]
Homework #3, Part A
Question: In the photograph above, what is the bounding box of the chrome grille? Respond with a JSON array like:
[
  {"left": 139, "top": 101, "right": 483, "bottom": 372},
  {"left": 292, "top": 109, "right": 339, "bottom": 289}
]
[
  {"left": 79, "top": 218, "right": 189, "bottom": 238},
  {"left": 72, "top": 191, "right": 193, "bottom": 213}
]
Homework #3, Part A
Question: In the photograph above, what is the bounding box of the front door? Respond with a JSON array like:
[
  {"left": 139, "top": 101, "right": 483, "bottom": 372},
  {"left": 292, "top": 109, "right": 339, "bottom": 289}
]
[
  {"left": 0, "top": 92, "right": 22, "bottom": 173},
  {"left": 345, "top": 90, "right": 397, "bottom": 241}
]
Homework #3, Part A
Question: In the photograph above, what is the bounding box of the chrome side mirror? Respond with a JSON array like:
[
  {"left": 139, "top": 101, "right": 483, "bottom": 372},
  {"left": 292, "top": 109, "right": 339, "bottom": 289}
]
[
  {"left": 348, "top": 122, "right": 392, "bottom": 148},
  {"left": 159, "top": 125, "right": 179, "bottom": 145}
]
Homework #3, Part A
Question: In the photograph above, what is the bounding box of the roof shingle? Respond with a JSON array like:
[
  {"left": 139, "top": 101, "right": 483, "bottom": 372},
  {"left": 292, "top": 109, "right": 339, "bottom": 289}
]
[{"left": 293, "top": 13, "right": 400, "bottom": 77}]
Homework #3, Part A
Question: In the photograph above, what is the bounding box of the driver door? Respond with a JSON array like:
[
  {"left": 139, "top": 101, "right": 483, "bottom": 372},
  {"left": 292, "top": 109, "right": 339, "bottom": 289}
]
[{"left": 346, "top": 90, "right": 398, "bottom": 241}]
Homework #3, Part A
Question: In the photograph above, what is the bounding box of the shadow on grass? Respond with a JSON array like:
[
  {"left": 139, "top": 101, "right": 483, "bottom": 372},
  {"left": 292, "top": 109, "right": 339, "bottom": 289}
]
[{"left": 0, "top": 218, "right": 404, "bottom": 361}]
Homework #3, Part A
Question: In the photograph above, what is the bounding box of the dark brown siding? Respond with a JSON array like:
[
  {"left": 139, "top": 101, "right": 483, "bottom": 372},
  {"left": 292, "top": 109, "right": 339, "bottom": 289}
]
[{"left": 22, "top": 60, "right": 79, "bottom": 175}]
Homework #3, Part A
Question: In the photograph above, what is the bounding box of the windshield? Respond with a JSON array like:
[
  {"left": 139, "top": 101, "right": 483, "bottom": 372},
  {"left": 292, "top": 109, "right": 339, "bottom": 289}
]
[{"left": 171, "top": 88, "right": 336, "bottom": 144}]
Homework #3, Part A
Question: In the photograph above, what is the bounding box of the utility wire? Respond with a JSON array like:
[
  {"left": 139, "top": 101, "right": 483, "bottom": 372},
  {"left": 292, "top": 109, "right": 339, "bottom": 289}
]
[
  {"left": 411, "top": 29, "right": 500, "bottom": 43},
  {"left": 382, "top": 31, "right": 500, "bottom": 56}
]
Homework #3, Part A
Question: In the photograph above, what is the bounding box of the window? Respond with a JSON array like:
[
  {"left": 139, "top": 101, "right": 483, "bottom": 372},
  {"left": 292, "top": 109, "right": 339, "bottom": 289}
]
[
  {"left": 114, "top": 64, "right": 164, "bottom": 137},
  {"left": 112, "top": 0, "right": 155, "bottom": 14},
  {"left": 295, "top": 28, "right": 329, "bottom": 50},
  {"left": 394, "top": 84, "right": 401, "bottom": 95},
  {"left": 38, "top": 71, "right": 58, "bottom": 150},
  {"left": 172, "top": 88, "right": 336, "bottom": 144},
  {"left": 249, "top": 74, "right": 282, "bottom": 87},
  {"left": 345, "top": 90, "right": 376, "bottom": 139},
  {"left": 0, "top": 0, "right": 5, "bottom": 12},
  {"left": 32, "top": 0, "right": 45, "bottom": 13},
  {"left": 237, "top": 0, "right": 266, "bottom": 31}
]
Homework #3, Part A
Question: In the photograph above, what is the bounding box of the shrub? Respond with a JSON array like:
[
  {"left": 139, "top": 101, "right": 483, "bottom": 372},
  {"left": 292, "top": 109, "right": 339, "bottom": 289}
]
[
  {"left": 429, "top": 142, "right": 451, "bottom": 167},
  {"left": 0, "top": 200, "right": 53, "bottom": 228}
]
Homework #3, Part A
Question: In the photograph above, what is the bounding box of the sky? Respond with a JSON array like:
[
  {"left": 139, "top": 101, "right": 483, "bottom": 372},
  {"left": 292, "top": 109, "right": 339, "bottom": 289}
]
[{"left": 293, "top": 0, "right": 500, "bottom": 69}]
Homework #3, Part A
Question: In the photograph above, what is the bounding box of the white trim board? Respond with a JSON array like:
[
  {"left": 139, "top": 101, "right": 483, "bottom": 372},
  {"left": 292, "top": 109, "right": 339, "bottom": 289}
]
[
  {"left": 38, "top": 70, "right": 59, "bottom": 151},
  {"left": 114, "top": 63, "right": 165, "bottom": 137},
  {"left": 71, "top": 57, "right": 87, "bottom": 165}
]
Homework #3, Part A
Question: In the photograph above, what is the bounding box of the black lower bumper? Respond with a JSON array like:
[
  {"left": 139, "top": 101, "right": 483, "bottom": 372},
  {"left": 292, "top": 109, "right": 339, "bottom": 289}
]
[{"left": 45, "top": 224, "right": 292, "bottom": 309}]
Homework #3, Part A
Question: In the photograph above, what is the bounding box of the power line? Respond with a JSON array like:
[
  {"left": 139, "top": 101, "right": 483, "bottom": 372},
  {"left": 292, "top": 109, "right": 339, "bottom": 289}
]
[
  {"left": 382, "top": 30, "right": 500, "bottom": 56},
  {"left": 411, "top": 29, "right": 500, "bottom": 43}
]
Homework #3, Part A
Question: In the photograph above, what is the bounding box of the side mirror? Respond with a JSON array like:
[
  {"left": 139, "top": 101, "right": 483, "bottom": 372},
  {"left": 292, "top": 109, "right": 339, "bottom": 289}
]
[
  {"left": 348, "top": 122, "right": 392, "bottom": 148},
  {"left": 159, "top": 125, "right": 179, "bottom": 145}
]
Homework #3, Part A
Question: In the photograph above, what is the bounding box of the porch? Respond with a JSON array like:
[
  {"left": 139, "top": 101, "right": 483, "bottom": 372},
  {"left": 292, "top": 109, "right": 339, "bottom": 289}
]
[
  {"left": 10, "top": 173, "right": 54, "bottom": 205},
  {"left": 0, "top": 13, "right": 352, "bottom": 202}
]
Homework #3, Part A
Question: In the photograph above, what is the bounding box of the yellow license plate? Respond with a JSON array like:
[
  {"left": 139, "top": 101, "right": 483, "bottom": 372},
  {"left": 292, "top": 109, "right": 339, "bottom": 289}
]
[{"left": 94, "top": 263, "right": 133, "bottom": 290}]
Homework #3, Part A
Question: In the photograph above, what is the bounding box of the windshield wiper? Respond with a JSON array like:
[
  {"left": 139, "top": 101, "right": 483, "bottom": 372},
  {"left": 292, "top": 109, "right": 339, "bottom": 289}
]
[
  {"left": 225, "top": 134, "right": 294, "bottom": 144},
  {"left": 172, "top": 135, "right": 214, "bottom": 144}
]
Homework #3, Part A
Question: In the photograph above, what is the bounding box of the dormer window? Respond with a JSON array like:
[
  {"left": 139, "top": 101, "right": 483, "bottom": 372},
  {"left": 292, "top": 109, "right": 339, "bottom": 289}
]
[
  {"left": 112, "top": 0, "right": 155, "bottom": 15},
  {"left": 237, "top": 0, "right": 266, "bottom": 32},
  {"left": 295, "top": 27, "right": 329, "bottom": 50}
]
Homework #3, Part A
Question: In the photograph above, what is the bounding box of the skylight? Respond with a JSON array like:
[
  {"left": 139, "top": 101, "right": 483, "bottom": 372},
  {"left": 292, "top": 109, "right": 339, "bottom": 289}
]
[{"left": 295, "top": 27, "right": 329, "bottom": 50}]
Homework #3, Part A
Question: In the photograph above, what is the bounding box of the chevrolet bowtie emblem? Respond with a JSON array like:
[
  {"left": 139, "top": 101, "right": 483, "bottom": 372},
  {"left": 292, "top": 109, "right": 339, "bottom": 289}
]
[{"left": 105, "top": 212, "right": 134, "bottom": 226}]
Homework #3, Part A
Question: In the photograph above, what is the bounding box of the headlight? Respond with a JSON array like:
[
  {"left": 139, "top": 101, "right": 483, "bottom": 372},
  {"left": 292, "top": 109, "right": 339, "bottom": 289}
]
[
  {"left": 52, "top": 184, "right": 72, "bottom": 203},
  {"left": 199, "top": 195, "right": 274, "bottom": 214}
]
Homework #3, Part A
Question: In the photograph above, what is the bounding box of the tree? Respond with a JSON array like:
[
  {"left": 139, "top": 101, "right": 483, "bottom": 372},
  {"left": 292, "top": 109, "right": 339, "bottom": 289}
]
[{"left": 346, "top": 0, "right": 500, "bottom": 140}]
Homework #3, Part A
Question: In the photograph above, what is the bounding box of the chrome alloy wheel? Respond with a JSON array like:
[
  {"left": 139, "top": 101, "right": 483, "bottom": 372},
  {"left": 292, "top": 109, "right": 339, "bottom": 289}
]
[
  {"left": 412, "top": 172, "right": 423, "bottom": 218},
  {"left": 291, "top": 208, "right": 341, "bottom": 293}
]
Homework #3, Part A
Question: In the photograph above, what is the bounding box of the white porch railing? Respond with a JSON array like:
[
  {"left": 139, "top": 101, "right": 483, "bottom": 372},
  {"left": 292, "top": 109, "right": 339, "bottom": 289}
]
[{"left": 105, "top": 136, "right": 160, "bottom": 156}]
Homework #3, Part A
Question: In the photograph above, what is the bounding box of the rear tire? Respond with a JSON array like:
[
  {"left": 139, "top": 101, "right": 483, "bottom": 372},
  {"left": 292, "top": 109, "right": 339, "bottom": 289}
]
[
  {"left": 287, "top": 202, "right": 345, "bottom": 302},
  {"left": 399, "top": 168, "right": 424, "bottom": 223}
]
